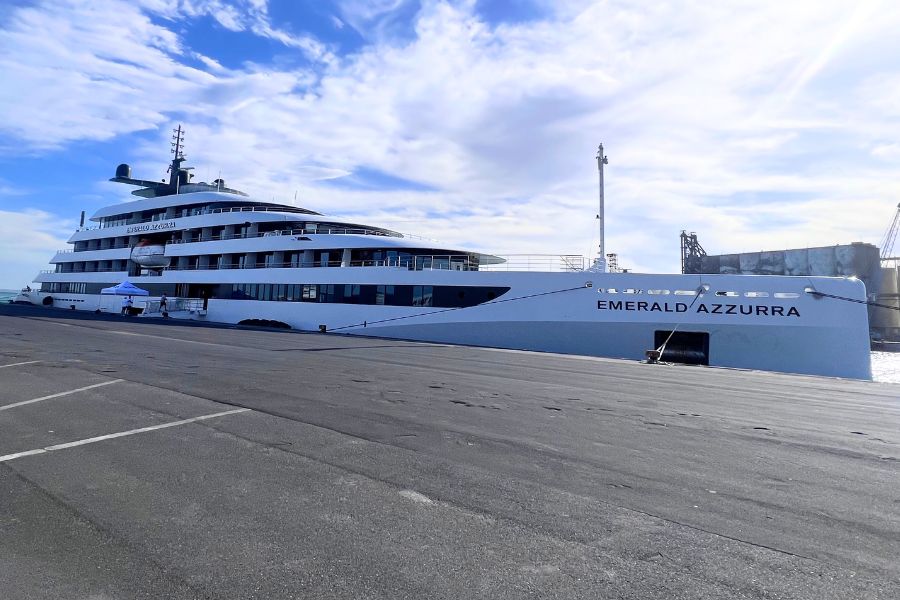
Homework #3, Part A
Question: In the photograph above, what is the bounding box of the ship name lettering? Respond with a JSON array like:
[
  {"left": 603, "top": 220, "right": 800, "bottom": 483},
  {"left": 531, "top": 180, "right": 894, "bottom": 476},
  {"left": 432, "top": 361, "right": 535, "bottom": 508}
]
[
  {"left": 598, "top": 301, "right": 688, "bottom": 313},
  {"left": 598, "top": 300, "right": 800, "bottom": 317},
  {"left": 126, "top": 221, "right": 176, "bottom": 233}
]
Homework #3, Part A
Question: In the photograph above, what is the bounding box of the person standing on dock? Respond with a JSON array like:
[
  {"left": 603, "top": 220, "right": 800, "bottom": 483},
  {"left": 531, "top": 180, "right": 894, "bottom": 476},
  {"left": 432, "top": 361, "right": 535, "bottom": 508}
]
[
  {"left": 160, "top": 293, "right": 168, "bottom": 317},
  {"left": 121, "top": 295, "right": 133, "bottom": 316}
]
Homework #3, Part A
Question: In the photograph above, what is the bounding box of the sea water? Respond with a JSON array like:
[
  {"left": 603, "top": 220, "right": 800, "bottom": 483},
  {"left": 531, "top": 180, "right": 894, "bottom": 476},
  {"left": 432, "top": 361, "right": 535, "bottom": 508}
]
[
  {"left": 1, "top": 288, "right": 898, "bottom": 383},
  {"left": 871, "top": 352, "right": 900, "bottom": 384}
]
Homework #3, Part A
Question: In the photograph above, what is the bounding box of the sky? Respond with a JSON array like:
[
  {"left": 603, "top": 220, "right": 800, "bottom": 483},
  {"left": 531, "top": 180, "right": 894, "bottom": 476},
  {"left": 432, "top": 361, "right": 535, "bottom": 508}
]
[{"left": 1, "top": 0, "right": 900, "bottom": 289}]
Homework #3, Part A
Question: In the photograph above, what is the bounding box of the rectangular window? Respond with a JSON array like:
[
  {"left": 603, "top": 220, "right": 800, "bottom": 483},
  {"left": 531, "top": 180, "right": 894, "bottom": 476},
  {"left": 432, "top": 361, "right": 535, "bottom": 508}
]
[
  {"left": 320, "top": 284, "right": 334, "bottom": 303},
  {"left": 412, "top": 286, "right": 433, "bottom": 307},
  {"left": 343, "top": 284, "right": 360, "bottom": 303}
]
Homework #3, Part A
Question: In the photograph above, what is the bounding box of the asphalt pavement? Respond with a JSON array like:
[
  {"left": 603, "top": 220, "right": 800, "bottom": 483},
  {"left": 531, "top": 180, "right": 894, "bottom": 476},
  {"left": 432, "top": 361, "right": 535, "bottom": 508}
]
[{"left": 1, "top": 303, "right": 898, "bottom": 599}]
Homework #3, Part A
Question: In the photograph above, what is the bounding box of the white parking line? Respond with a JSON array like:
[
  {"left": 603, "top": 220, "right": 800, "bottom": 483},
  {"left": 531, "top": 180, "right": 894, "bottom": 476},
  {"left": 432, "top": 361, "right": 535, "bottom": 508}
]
[
  {"left": 0, "top": 361, "right": 42, "bottom": 369},
  {"left": 0, "top": 380, "right": 124, "bottom": 412},
  {"left": 0, "top": 408, "right": 250, "bottom": 462}
]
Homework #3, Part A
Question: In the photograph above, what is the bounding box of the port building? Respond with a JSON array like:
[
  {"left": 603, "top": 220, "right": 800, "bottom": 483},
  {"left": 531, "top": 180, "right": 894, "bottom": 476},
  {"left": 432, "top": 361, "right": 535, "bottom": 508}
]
[{"left": 681, "top": 237, "right": 899, "bottom": 341}]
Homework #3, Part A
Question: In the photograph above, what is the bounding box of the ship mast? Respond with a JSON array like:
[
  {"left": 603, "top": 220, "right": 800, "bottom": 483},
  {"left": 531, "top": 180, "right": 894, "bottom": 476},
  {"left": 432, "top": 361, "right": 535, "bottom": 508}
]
[
  {"left": 168, "top": 125, "right": 189, "bottom": 193},
  {"left": 595, "top": 144, "right": 608, "bottom": 271}
]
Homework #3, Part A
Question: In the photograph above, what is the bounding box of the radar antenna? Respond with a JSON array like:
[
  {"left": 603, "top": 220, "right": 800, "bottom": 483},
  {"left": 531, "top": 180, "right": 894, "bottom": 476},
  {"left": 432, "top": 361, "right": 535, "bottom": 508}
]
[
  {"left": 171, "top": 124, "right": 185, "bottom": 161},
  {"left": 108, "top": 124, "right": 248, "bottom": 198},
  {"left": 167, "top": 125, "right": 190, "bottom": 188}
]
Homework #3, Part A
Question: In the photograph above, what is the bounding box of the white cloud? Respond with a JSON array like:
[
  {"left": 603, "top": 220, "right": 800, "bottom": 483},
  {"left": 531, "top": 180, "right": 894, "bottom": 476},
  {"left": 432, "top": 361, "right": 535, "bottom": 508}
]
[
  {"left": 3, "top": 0, "right": 900, "bottom": 280},
  {"left": 872, "top": 143, "right": 900, "bottom": 160},
  {"left": 175, "top": 0, "right": 335, "bottom": 62},
  {"left": 337, "top": 0, "right": 415, "bottom": 40},
  {"left": 0, "top": 209, "right": 72, "bottom": 289}
]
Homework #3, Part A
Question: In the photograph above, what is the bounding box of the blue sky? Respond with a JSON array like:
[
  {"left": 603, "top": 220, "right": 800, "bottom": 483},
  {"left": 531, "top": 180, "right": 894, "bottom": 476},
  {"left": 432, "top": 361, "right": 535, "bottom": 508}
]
[{"left": 1, "top": 0, "right": 900, "bottom": 288}]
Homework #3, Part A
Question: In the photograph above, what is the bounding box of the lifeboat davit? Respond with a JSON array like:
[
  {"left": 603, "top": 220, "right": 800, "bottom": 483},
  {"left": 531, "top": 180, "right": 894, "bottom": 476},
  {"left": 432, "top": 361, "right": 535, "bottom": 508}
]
[{"left": 130, "top": 244, "right": 170, "bottom": 268}]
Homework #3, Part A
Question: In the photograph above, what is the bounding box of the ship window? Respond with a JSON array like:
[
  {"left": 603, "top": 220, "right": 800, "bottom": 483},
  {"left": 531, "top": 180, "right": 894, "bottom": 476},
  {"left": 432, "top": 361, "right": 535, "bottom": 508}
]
[
  {"left": 343, "top": 284, "right": 361, "bottom": 302},
  {"left": 375, "top": 285, "right": 396, "bottom": 305},
  {"left": 674, "top": 290, "right": 697, "bottom": 296},
  {"left": 774, "top": 292, "right": 799, "bottom": 298},
  {"left": 412, "top": 286, "right": 433, "bottom": 307},
  {"left": 744, "top": 291, "right": 769, "bottom": 298},
  {"left": 647, "top": 289, "right": 670, "bottom": 295},
  {"left": 715, "top": 291, "right": 739, "bottom": 297},
  {"left": 223, "top": 283, "right": 508, "bottom": 306}
]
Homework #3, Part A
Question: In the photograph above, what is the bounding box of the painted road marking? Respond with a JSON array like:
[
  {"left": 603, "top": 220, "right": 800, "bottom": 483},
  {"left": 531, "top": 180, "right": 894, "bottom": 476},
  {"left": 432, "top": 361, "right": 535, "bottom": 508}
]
[
  {"left": 0, "top": 380, "right": 124, "bottom": 412},
  {"left": 0, "top": 361, "right": 42, "bottom": 369},
  {"left": 0, "top": 408, "right": 250, "bottom": 462}
]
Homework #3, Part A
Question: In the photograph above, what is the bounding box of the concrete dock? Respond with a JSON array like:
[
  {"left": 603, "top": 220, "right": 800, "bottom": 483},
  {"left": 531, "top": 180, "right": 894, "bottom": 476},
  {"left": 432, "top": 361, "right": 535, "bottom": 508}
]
[{"left": 1, "top": 303, "right": 898, "bottom": 599}]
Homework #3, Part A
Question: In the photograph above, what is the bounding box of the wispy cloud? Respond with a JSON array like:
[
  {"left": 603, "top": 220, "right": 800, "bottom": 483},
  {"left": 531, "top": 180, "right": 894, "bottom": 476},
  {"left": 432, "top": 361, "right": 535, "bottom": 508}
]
[
  {"left": 2, "top": 0, "right": 900, "bottom": 287},
  {"left": 0, "top": 209, "right": 72, "bottom": 287}
]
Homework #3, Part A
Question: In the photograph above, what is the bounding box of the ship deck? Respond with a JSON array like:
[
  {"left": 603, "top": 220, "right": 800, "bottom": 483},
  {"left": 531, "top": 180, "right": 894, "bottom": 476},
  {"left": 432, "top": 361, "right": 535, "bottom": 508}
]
[{"left": 1, "top": 303, "right": 898, "bottom": 599}]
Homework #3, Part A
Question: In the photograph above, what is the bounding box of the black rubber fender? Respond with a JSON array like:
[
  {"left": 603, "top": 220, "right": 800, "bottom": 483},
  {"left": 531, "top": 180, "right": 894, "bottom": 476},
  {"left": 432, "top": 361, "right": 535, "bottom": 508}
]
[{"left": 42, "top": 295, "right": 53, "bottom": 306}]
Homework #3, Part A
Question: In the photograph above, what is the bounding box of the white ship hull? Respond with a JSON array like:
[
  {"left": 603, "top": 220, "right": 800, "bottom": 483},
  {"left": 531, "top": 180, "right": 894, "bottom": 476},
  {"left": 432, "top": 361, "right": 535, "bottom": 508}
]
[{"left": 33, "top": 268, "right": 872, "bottom": 379}]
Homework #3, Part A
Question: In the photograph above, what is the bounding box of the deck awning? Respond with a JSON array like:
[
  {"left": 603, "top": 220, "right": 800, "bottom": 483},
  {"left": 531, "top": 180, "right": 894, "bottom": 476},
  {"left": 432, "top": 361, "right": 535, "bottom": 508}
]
[{"left": 100, "top": 281, "right": 149, "bottom": 296}]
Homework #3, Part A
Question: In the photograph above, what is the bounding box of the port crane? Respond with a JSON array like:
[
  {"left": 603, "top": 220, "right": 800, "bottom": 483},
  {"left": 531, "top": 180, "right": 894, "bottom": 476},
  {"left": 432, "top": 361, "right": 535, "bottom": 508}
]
[{"left": 881, "top": 202, "right": 900, "bottom": 262}]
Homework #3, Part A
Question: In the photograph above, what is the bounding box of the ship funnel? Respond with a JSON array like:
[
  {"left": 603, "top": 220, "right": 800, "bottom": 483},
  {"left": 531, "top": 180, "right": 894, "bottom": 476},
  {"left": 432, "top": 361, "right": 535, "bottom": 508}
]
[{"left": 115, "top": 163, "right": 131, "bottom": 179}]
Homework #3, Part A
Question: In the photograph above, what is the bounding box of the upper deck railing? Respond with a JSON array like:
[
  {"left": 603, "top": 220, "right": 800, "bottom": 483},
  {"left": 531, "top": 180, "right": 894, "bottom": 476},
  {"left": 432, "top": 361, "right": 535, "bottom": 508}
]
[
  {"left": 165, "top": 227, "right": 434, "bottom": 243},
  {"left": 80, "top": 204, "right": 360, "bottom": 231},
  {"left": 208, "top": 205, "right": 318, "bottom": 216},
  {"left": 159, "top": 254, "right": 587, "bottom": 273},
  {"left": 479, "top": 255, "right": 586, "bottom": 272}
]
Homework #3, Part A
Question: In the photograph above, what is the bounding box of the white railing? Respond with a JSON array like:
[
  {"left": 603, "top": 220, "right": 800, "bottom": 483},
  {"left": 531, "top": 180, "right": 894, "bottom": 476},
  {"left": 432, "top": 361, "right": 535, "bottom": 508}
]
[
  {"left": 479, "top": 255, "right": 586, "bottom": 272},
  {"left": 144, "top": 298, "right": 205, "bottom": 314},
  {"left": 161, "top": 254, "right": 586, "bottom": 273},
  {"left": 209, "top": 205, "right": 317, "bottom": 216},
  {"left": 165, "top": 227, "right": 435, "bottom": 243}
]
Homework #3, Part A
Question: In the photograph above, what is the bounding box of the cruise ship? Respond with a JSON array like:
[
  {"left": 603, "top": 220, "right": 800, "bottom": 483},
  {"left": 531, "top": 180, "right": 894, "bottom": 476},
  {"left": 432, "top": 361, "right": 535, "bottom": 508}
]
[{"left": 25, "top": 128, "right": 872, "bottom": 379}]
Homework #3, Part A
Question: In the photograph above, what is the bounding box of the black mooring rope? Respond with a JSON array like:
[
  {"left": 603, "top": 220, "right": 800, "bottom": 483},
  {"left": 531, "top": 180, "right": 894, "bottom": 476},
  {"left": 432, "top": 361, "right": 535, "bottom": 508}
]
[{"left": 806, "top": 290, "right": 900, "bottom": 311}]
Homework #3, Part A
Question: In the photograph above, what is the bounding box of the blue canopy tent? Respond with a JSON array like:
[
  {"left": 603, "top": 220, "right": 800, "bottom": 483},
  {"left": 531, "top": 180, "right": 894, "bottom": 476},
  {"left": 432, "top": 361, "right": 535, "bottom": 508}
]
[{"left": 100, "top": 281, "right": 149, "bottom": 296}]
